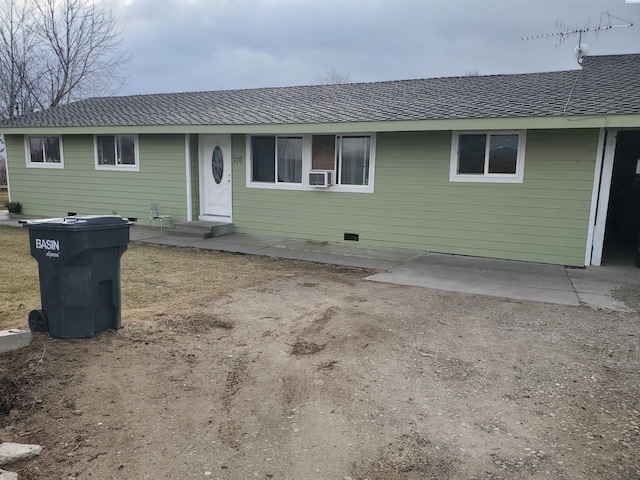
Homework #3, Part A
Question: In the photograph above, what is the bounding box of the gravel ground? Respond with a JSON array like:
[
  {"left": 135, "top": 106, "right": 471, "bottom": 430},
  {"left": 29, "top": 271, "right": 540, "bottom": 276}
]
[{"left": 0, "top": 235, "right": 638, "bottom": 479}]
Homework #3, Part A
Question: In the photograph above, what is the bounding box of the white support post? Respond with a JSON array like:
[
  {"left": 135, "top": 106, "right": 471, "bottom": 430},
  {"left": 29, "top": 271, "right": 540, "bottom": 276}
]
[
  {"left": 185, "top": 134, "right": 192, "bottom": 222},
  {"left": 585, "top": 128, "right": 606, "bottom": 266},
  {"left": 591, "top": 129, "right": 618, "bottom": 266}
]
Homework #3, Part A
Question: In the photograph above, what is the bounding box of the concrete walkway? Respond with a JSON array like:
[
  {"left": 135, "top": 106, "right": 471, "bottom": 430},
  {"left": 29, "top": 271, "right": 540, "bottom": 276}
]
[
  {"left": 129, "top": 226, "right": 638, "bottom": 310},
  {"left": 3, "top": 219, "right": 639, "bottom": 311},
  {"left": 130, "top": 225, "right": 421, "bottom": 271}
]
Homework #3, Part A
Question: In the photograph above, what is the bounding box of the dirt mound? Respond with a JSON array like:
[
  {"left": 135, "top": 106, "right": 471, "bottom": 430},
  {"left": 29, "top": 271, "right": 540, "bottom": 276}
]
[
  {"left": 290, "top": 340, "right": 325, "bottom": 355},
  {"left": 351, "top": 432, "right": 457, "bottom": 479}
]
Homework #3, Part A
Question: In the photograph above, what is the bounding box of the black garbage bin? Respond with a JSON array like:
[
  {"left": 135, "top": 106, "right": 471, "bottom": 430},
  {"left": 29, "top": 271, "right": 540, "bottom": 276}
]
[{"left": 24, "top": 215, "right": 132, "bottom": 338}]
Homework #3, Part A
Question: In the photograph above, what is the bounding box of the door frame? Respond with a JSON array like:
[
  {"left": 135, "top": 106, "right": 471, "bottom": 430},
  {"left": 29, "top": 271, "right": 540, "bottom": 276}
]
[
  {"left": 586, "top": 128, "right": 617, "bottom": 266},
  {"left": 198, "top": 133, "right": 233, "bottom": 222}
]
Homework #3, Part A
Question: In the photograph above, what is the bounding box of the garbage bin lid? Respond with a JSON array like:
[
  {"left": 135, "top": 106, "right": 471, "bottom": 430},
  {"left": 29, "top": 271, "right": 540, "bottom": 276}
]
[
  {"left": 23, "top": 215, "right": 132, "bottom": 230},
  {"left": 63, "top": 215, "right": 130, "bottom": 225}
]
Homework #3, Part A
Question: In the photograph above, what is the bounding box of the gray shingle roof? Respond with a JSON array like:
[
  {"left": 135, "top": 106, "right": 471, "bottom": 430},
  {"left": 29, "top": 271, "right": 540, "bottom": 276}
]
[{"left": 1, "top": 53, "right": 639, "bottom": 129}]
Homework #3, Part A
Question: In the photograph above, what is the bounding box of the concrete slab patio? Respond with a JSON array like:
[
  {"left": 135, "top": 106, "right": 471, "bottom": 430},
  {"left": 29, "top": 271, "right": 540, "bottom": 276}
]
[
  {"left": 567, "top": 263, "right": 640, "bottom": 313},
  {"left": 366, "top": 253, "right": 581, "bottom": 306}
]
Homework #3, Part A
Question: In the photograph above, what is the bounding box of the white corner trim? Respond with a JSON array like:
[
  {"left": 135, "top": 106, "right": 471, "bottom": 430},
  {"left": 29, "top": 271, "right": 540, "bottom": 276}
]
[
  {"left": 4, "top": 138, "right": 12, "bottom": 202},
  {"left": 198, "top": 134, "right": 205, "bottom": 219},
  {"left": 449, "top": 130, "right": 526, "bottom": 183},
  {"left": 584, "top": 128, "right": 606, "bottom": 266},
  {"left": 185, "top": 134, "right": 192, "bottom": 222}
]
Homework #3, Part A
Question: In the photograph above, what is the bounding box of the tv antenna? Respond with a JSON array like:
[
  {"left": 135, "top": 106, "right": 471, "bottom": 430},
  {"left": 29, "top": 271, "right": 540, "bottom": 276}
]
[{"left": 522, "top": 12, "right": 633, "bottom": 65}]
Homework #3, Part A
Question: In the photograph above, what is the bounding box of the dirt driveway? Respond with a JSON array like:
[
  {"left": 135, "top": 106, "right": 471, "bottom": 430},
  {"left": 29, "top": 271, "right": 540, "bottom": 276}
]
[{"left": 1, "top": 228, "right": 639, "bottom": 479}]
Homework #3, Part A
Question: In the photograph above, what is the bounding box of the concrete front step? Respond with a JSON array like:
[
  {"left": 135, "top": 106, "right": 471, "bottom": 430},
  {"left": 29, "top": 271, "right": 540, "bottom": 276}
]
[{"left": 167, "top": 221, "right": 234, "bottom": 239}]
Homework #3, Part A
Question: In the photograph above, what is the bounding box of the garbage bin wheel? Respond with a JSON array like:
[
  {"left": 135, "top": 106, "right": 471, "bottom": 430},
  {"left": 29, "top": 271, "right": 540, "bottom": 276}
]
[{"left": 28, "top": 309, "right": 49, "bottom": 333}]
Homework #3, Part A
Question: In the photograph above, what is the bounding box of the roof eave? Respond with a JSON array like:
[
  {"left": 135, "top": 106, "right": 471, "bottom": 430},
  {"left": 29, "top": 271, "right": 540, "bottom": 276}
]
[{"left": 1, "top": 114, "right": 638, "bottom": 135}]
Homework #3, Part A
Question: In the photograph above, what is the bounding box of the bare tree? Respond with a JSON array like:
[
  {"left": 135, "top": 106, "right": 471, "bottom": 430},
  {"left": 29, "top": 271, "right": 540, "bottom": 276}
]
[
  {"left": 0, "top": 0, "right": 37, "bottom": 162},
  {"left": 32, "top": 0, "right": 129, "bottom": 109},
  {"left": 318, "top": 68, "right": 352, "bottom": 85},
  {"left": 0, "top": 0, "right": 128, "bottom": 117},
  {"left": 0, "top": 0, "right": 38, "bottom": 118}
]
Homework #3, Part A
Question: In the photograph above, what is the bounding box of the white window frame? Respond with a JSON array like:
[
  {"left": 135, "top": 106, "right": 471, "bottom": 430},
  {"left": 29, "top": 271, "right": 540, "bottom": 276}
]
[
  {"left": 94, "top": 134, "right": 140, "bottom": 171},
  {"left": 449, "top": 130, "right": 526, "bottom": 183},
  {"left": 249, "top": 135, "right": 304, "bottom": 186},
  {"left": 246, "top": 133, "right": 376, "bottom": 193},
  {"left": 25, "top": 135, "right": 64, "bottom": 169},
  {"left": 335, "top": 134, "right": 375, "bottom": 189}
]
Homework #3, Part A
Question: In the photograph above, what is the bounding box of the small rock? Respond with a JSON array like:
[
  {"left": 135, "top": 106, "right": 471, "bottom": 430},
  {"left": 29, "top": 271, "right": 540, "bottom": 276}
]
[
  {"left": 0, "top": 469, "right": 18, "bottom": 480},
  {"left": 0, "top": 443, "right": 43, "bottom": 465}
]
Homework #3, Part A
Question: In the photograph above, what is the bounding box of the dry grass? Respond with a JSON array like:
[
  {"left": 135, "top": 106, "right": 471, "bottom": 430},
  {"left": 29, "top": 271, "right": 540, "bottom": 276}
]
[
  {"left": 0, "top": 225, "right": 369, "bottom": 332},
  {"left": 0, "top": 227, "right": 40, "bottom": 329},
  {"left": 0, "top": 191, "right": 8, "bottom": 206},
  {"left": 119, "top": 243, "right": 309, "bottom": 338}
]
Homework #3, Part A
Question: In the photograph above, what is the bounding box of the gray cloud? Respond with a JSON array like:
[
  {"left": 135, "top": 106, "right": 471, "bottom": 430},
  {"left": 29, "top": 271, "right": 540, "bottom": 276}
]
[{"left": 109, "top": 0, "right": 640, "bottom": 95}]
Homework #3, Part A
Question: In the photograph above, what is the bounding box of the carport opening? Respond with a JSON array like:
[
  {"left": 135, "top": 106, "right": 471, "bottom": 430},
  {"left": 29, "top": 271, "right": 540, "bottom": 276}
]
[{"left": 602, "top": 130, "right": 640, "bottom": 266}]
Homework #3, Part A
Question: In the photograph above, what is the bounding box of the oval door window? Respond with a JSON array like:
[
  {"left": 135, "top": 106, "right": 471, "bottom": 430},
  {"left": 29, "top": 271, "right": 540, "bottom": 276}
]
[{"left": 212, "top": 146, "right": 223, "bottom": 184}]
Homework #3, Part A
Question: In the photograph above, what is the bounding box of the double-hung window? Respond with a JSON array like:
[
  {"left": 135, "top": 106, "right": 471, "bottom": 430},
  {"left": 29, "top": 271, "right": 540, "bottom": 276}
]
[
  {"left": 95, "top": 135, "right": 139, "bottom": 171},
  {"left": 450, "top": 131, "right": 526, "bottom": 183},
  {"left": 252, "top": 136, "right": 303, "bottom": 184},
  {"left": 25, "top": 136, "right": 63, "bottom": 168}
]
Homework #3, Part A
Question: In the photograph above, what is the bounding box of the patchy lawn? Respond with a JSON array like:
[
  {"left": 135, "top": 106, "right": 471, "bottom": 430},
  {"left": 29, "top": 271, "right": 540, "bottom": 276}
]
[
  {"left": 0, "top": 190, "right": 8, "bottom": 207},
  {"left": 0, "top": 225, "right": 639, "bottom": 480}
]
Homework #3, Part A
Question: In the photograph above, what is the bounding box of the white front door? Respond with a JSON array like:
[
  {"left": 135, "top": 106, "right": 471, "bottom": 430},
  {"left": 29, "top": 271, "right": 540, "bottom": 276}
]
[{"left": 200, "top": 134, "right": 232, "bottom": 219}]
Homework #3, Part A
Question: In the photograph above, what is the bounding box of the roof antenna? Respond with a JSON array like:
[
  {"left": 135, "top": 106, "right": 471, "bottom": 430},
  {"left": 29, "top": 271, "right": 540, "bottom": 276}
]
[{"left": 522, "top": 11, "right": 634, "bottom": 65}]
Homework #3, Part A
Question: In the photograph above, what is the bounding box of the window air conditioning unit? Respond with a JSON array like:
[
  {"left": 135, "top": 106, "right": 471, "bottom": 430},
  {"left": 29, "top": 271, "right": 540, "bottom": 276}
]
[{"left": 308, "top": 170, "right": 334, "bottom": 187}]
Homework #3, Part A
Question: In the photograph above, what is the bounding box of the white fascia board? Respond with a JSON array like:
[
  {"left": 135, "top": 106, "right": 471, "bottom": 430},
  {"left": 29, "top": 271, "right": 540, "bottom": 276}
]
[{"left": 1, "top": 114, "right": 639, "bottom": 136}]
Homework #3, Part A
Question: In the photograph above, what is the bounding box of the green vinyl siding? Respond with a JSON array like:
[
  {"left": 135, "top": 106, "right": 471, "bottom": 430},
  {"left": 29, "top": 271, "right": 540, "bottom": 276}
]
[
  {"left": 232, "top": 129, "right": 598, "bottom": 266},
  {"left": 6, "top": 129, "right": 598, "bottom": 266},
  {"left": 5, "top": 134, "right": 188, "bottom": 222}
]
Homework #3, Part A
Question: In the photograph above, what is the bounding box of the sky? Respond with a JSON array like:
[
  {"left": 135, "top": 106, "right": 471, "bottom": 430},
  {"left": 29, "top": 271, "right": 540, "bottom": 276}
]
[{"left": 109, "top": 0, "right": 640, "bottom": 96}]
